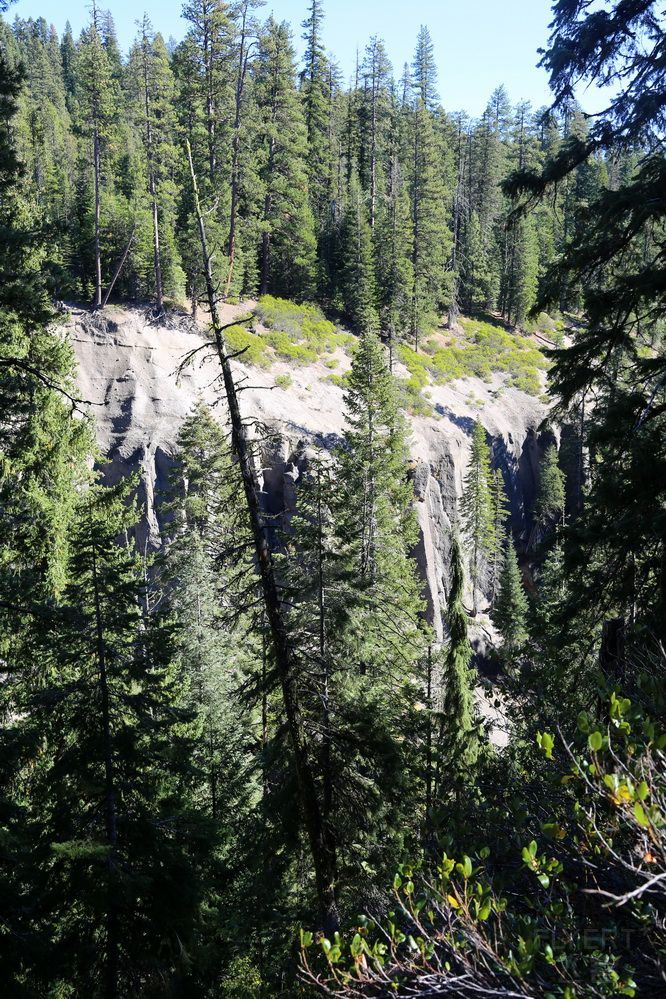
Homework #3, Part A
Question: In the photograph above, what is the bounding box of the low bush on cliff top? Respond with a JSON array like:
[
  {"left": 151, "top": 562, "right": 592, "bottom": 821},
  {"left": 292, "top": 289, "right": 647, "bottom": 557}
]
[
  {"left": 398, "top": 317, "right": 549, "bottom": 397},
  {"left": 255, "top": 295, "right": 354, "bottom": 361}
]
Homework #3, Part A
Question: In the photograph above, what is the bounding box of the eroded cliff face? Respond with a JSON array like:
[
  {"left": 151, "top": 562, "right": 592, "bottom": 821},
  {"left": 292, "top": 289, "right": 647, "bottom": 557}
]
[{"left": 69, "top": 304, "right": 551, "bottom": 640}]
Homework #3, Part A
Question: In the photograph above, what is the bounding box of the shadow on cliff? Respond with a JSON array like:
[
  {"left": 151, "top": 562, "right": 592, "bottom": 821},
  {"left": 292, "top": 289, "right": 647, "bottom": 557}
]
[{"left": 434, "top": 405, "right": 476, "bottom": 436}]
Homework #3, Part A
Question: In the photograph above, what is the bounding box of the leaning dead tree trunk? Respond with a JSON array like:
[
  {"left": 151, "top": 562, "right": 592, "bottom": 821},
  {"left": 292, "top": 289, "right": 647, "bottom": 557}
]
[
  {"left": 186, "top": 141, "right": 339, "bottom": 935},
  {"left": 101, "top": 227, "right": 136, "bottom": 310}
]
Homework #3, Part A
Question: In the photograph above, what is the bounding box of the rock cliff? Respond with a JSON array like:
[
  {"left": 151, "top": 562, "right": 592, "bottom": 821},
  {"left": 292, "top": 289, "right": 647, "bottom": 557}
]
[{"left": 69, "top": 304, "right": 551, "bottom": 642}]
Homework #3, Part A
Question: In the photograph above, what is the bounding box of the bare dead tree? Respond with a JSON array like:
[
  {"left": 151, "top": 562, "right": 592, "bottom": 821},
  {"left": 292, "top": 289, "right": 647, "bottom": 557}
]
[{"left": 186, "top": 139, "right": 339, "bottom": 935}]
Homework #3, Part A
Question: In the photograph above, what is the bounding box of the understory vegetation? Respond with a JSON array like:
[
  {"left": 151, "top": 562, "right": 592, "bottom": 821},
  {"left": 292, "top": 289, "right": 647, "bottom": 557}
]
[
  {"left": 398, "top": 316, "right": 550, "bottom": 398},
  {"left": 225, "top": 296, "right": 355, "bottom": 368},
  {"left": 0, "top": 1, "right": 664, "bottom": 997}
]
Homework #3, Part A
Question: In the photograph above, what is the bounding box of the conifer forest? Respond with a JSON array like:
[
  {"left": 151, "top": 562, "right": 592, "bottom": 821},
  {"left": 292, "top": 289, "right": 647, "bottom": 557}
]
[{"left": 0, "top": 0, "right": 665, "bottom": 995}]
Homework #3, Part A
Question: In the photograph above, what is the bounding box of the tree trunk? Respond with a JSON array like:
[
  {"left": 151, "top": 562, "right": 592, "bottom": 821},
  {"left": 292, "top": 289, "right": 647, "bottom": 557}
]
[
  {"left": 260, "top": 137, "right": 275, "bottom": 296},
  {"left": 411, "top": 109, "right": 420, "bottom": 352},
  {"left": 260, "top": 227, "right": 271, "bottom": 297},
  {"left": 204, "top": 25, "right": 216, "bottom": 182},
  {"left": 600, "top": 617, "right": 626, "bottom": 684},
  {"left": 316, "top": 471, "right": 334, "bottom": 839},
  {"left": 90, "top": 525, "right": 119, "bottom": 999},
  {"left": 101, "top": 228, "right": 135, "bottom": 310},
  {"left": 186, "top": 141, "right": 339, "bottom": 935},
  {"left": 142, "top": 43, "right": 163, "bottom": 310},
  {"left": 425, "top": 645, "right": 433, "bottom": 819},
  {"left": 93, "top": 128, "right": 102, "bottom": 309}
]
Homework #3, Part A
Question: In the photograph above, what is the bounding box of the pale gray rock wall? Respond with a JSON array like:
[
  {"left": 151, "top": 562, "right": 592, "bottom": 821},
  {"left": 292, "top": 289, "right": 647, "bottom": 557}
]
[{"left": 69, "top": 305, "right": 550, "bottom": 637}]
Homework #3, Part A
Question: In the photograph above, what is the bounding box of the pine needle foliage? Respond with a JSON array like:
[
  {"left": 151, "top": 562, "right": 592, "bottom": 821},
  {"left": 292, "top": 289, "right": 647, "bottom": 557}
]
[
  {"left": 461, "top": 421, "right": 495, "bottom": 615},
  {"left": 494, "top": 540, "right": 529, "bottom": 656}
]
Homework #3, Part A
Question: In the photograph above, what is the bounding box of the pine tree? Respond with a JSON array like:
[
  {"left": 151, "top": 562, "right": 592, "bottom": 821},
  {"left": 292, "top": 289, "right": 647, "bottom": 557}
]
[
  {"left": 255, "top": 17, "right": 317, "bottom": 299},
  {"left": 411, "top": 25, "right": 438, "bottom": 111},
  {"left": 507, "top": 2, "right": 666, "bottom": 638},
  {"left": 494, "top": 540, "right": 528, "bottom": 655},
  {"left": 374, "top": 143, "right": 413, "bottom": 360},
  {"left": 301, "top": 0, "right": 330, "bottom": 220},
  {"left": 332, "top": 333, "right": 425, "bottom": 862},
  {"left": 461, "top": 421, "right": 494, "bottom": 615},
  {"left": 338, "top": 175, "right": 379, "bottom": 332},
  {"left": 503, "top": 212, "right": 539, "bottom": 327},
  {"left": 462, "top": 210, "right": 494, "bottom": 312},
  {"left": 8, "top": 16, "right": 76, "bottom": 297},
  {"left": 181, "top": 0, "right": 234, "bottom": 186},
  {"left": 359, "top": 35, "right": 392, "bottom": 228},
  {"left": 447, "top": 111, "right": 472, "bottom": 327},
  {"left": 22, "top": 479, "right": 213, "bottom": 995},
  {"left": 226, "top": 0, "right": 264, "bottom": 293},
  {"left": 499, "top": 102, "right": 542, "bottom": 326},
  {"left": 489, "top": 468, "right": 509, "bottom": 605},
  {"left": 437, "top": 534, "right": 477, "bottom": 783},
  {"left": 281, "top": 454, "right": 340, "bottom": 872},
  {"left": 463, "top": 86, "right": 511, "bottom": 312},
  {"left": 329, "top": 334, "right": 426, "bottom": 868},
  {"left": 0, "top": 46, "right": 91, "bottom": 986},
  {"left": 535, "top": 443, "right": 565, "bottom": 527},
  {"left": 60, "top": 20, "right": 76, "bottom": 104},
  {"left": 407, "top": 88, "right": 450, "bottom": 348},
  {"left": 175, "top": 0, "right": 237, "bottom": 303},
  {"left": 162, "top": 403, "right": 258, "bottom": 822},
  {"left": 336, "top": 330, "right": 417, "bottom": 593},
  {"left": 128, "top": 18, "right": 183, "bottom": 308},
  {"left": 74, "top": 5, "right": 120, "bottom": 306},
  {"left": 99, "top": 10, "right": 123, "bottom": 82}
]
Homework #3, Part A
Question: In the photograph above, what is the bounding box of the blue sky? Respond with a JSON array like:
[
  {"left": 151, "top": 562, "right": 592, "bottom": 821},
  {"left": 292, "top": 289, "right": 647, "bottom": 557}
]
[{"left": 6, "top": 0, "right": 603, "bottom": 117}]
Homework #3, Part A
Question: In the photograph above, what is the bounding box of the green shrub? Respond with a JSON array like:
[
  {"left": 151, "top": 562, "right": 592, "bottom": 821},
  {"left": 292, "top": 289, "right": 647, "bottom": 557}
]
[
  {"left": 274, "top": 373, "right": 292, "bottom": 390},
  {"left": 397, "top": 318, "right": 548, "bottom": 398},
  {"left": 255, "top": 295, "right": 352, "bottom": 361},
  {"left": 220, "top": 957, "right": 262, "bottom": 999},
  {"left": 265, "top": 330, "right": 317, "bottom": 364},
  {"left": 396, "top": 345, "right": 431, "bottom": 389},
  {"left": 224, "top": 324, "right": 270, "bottom": 367},
  {"left": 400, "top": 381, "right": 434, "bottom": 417},
  {"left": 325, "top": 372, "right": 350, "bottom": 389}
]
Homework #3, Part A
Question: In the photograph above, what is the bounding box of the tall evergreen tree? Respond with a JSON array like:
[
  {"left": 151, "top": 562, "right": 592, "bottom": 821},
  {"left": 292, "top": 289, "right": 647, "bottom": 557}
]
[
  {"left": 181, "top": 0, "right": 233, "bottom": 185},
  {"left": 374, "top": 148, "right": 413, "bottom": 360},
  {"left": 338, "top": 174, "right": 379, "bottom": 332},
  {"left": 226, "top": 0, "right": 264, "bottom": 293},
  {"left": 437, "top": 535, "right": 477, "bottom": 784},
  {"left": 60, "top": 20, "right": 76, "bottom": 104},
  {"left": 330, "top": 332, "right": 426, "bottom": 871},
  {"left": 535, "top": 443, "right": 565, "bottom": 528},
  {"left": 336, "top": 330, "right": 417, "bottom": 598},
  {"left": 407, "top": 87, "right": 450, "bottom": 348},
  {"left": 359, "top": 35, "right": 392, "bottom": 229},
  {"left": 461, "top": 421, "right": 495, "bottom": 615},
  {"left": 507, "top": 0, "right": 666, "bottom": 640},
  {"left": 0, "top": 42, "right": 91, "bottom": 985},
  {"left": 17, "top": 480, "right": 213, "bottom": 995},
  {"left": 300, "top": 0, "right": 330, "bottom": 219},
  {"left": 462, "top": 86, "right": 511, "bottom": 312},
  {"left": 411, "top": 25, "right": 438, "bottom": 112},
  {"left": 254, "top": 16, "right": 317, "bottom": 298},
  {"left": 128, "top": 18, "right": 183, "bottom": 307},
  {"left": 162, "top": 401, "right": 259, "bottom": 824},
  {"left": 74, "top": 5, "right": 119, "bottom": 306},
  {"left": 503, "top": 212, "right": 539, "bottom": 327},
  {"left": 493, "top": 540, "right": 528, "bottom": 655},
  {"left": 489, "top": 467, "right": 509, "bottom": 605}
]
